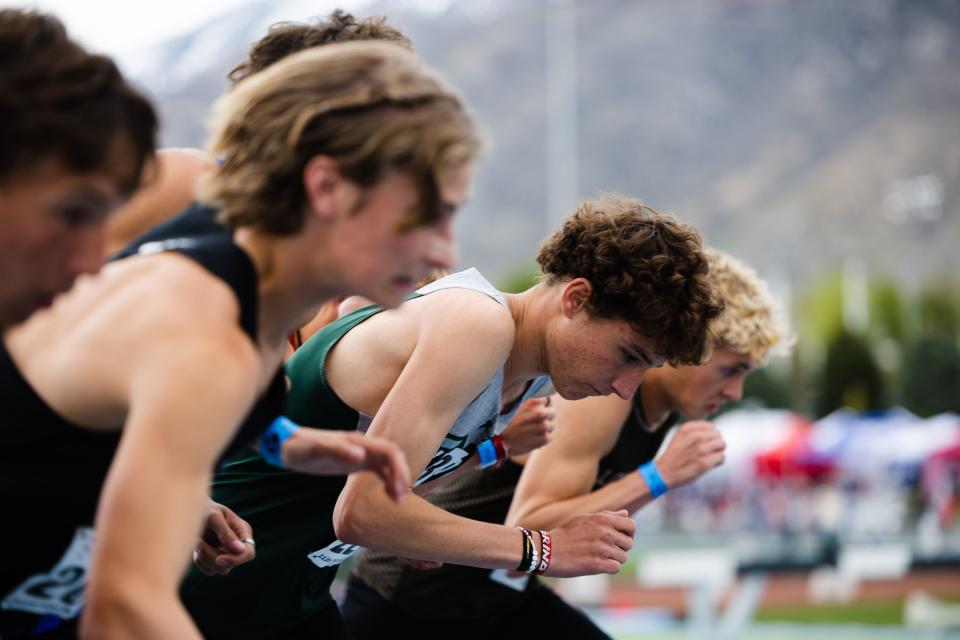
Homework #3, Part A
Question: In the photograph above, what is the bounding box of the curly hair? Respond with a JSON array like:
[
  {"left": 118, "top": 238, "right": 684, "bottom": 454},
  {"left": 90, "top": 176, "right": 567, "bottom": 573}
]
[
  {"left": 0, "top": 9, "right": 157, "bottom": 193},
  {"left": 200, "top": 42, "right": 480, "bottom": 235},
  {"left": 537, "top": 194, "right": 724, "bottom": 366},
  {"left": 228, "top": 10, "right": 412, "bottom": 86},
  {"left": 705, "top": 248, "right": 794, "bottom": 364}
]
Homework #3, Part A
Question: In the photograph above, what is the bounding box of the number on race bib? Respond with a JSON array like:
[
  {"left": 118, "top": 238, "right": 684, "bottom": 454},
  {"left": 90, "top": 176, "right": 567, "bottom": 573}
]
[
  {"left": 2, "top": 528, "right": 93, "bottom": 619},
  {"left": 489, "top": 569, "right": 529, "bottom": 592},
  {"left": 306, "top": 539, "right": 362, "bottom": 568}
]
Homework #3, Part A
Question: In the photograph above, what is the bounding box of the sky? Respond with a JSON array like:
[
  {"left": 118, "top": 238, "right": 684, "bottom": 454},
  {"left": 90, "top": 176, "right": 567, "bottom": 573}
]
[
  {"left": 11, "top": 0, "right": 464, "bottom": 62},
  {"left": 10, "top": 0, "right": 384, "bottom": 61},
  {"left": 13, "top": 0, "right": 256, "bottom": 57}
]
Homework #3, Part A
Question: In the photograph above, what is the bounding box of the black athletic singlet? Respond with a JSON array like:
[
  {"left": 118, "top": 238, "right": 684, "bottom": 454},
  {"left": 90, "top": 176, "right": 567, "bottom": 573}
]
[{"left": 0, "top": 204, "right": 284, "bottom": 636}]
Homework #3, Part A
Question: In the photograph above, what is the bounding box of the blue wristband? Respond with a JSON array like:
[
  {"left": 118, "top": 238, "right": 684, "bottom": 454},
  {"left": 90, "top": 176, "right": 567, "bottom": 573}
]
[
  {"left": 477, "top": 438, "right": 498, "bottom": 469},
  {"left": 638, "top": 460, "right": 669, "bottom": 498},
  {"left": 260, "top": 416, "right": 299, "bottom": 468}
]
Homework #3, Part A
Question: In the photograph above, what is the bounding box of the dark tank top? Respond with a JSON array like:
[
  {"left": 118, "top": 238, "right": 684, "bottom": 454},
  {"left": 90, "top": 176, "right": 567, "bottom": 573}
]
[
  {"left": 0, "top": 203, "right": 284, "bottom": 635},
  {"left": 349, "top": 393, "right": 678, "bottom": 622}
]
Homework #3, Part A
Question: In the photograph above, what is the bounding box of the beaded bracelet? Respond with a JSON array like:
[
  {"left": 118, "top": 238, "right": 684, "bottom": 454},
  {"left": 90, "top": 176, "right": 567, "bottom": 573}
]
[
  {"left": 536, "top": 530, "right": 552, "bottom": 575},
  {"left": 517, "top": 527, "right": 537, "bottom": 573},
  {"left": 517, "top": 527, "right": 531, "bottom": 571},
  {"left": 523, "top": 527, "right": 539, "bottom": 573}
]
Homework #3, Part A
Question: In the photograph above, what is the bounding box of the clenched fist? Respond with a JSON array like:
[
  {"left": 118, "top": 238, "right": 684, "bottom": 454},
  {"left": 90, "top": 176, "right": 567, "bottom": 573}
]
[
  {"left": 539, "top": 510, "right": 635, "bottom": 577},
  {"left": 655, "top": 420, "right": 726, "bottom": 489},
  {"left": 500, "top": 396, "right": 556, "bottom": 457}
]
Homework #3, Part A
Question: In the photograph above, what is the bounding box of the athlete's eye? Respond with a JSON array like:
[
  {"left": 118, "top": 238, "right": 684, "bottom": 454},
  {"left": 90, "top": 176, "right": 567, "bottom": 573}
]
[{"left": 57, "top": 205, "right": 102, "bottom": 227}]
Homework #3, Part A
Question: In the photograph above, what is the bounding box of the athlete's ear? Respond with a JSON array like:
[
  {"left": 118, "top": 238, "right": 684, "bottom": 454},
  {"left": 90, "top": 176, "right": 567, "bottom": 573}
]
[
  {"left": 559, "top": 278, "right": 592, "bottom": 318},
  {"left": 303, "top": 155, "right": 350, "bottom": 222}
]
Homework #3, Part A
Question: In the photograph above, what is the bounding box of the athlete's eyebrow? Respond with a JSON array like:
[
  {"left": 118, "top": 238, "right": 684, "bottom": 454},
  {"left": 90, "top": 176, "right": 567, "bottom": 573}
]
[
  {"left": 62, "top": 186, "right": 116, "bottom": 210},
  {"left": 628, "top": 343, "right": 663, "bottom": 368},
  {"left": 438, "top": 196, "right": 468, "bottom": 218}
]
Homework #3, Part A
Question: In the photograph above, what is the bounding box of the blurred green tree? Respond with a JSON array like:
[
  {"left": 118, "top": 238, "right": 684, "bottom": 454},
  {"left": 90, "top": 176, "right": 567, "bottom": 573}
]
[
  {"left": 797, "top": 273, "right": 843, "bottom": 349},
  {"left": 919, "top": 286, "right": 960, "bottom": 339},
  {"left": 497, "top": 263, "right": 540, "bottom": 294},
  {"left": 900, "top": 334, "right": 960, "bottom": 417},
  {"left": 815, "top": 329, "right": 886, "bottom": 417},
  {"left": 870, "top": 281, "right": 905, "bottom": 343},
  {"left": 742, "top": 367, "right": 793, "bottom": 409}
]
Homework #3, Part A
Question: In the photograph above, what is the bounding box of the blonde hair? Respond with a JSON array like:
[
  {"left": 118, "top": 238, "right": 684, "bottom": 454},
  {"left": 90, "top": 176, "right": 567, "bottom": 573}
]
[
  {"left": 199, "top": 41, "right": 480, "bottom": 234},
  {"left": 706, "top": 248, "right": 793, "bottom": 364}
]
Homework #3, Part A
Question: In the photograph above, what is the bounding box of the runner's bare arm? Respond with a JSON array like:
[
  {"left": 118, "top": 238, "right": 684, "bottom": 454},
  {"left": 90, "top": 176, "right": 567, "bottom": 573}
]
[
  {"left": 508, "top": 397, "right": 727, "bottom": 530},
  {"left": 337, "top": 484, "right": 635, "bottom": 577},
  {"left": 80, "top": 281, "right": 259, "bottom": 639},
  {"left": 280, "top": 428, "right": 410, "bottom": 501},
  {"left": 506, "top": 394, "right": 636, "bottom": 529},
  {"left": 333, "top": 293, "right": 513, "bottom": 557}
]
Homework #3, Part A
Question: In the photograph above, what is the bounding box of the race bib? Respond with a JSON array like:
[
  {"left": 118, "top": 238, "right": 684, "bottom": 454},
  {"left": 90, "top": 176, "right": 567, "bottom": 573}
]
[
  {"left": 488, "top": 569, "right": 529, "bottom": 592},
  {"left": 306, "top": 539, "right": 362, "bottom": 568},
  {"left": 2, "top": 527, "right": 93, "bottom": 619}
]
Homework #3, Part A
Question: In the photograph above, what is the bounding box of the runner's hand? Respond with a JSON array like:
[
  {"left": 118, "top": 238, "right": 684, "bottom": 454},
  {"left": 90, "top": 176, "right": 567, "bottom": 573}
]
[
  {"left": 281, "top": 428, "right": 411, "bottom": 502},
  {"left": 655, "top": 420, "right": 726, "bottom": 489},
  {"left": 193, "top": 500, "right": 256, "bottom": 576},
  {"left": 500, "top": 397, "right": 556, "bottom": 457},
  {"left": 540, "top": 510, "right": 635, "bottom": 577}
]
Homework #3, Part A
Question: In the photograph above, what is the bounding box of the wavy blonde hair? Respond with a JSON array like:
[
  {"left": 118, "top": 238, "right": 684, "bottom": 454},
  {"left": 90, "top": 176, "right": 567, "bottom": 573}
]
[
  {"left": 199, "top": 41, "right": 479, "bottom": 235},
  {"left": 706, "top": 248, "right": 794, "bottom": 364}
]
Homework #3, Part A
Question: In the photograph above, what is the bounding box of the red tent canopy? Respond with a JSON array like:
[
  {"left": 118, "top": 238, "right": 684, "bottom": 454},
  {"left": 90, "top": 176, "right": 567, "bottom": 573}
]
[{"left": 754, "top": 415, "right": 835, "bottom": 481}]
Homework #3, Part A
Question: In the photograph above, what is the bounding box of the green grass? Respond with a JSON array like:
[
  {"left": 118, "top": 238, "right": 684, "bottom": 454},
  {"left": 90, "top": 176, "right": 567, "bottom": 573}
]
[
  {"left": 755, "top": 600, "right": 904, "bottom": 625},
  {"left": 610, "top": 633, "right": 929, "bottom": 640}
]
